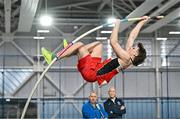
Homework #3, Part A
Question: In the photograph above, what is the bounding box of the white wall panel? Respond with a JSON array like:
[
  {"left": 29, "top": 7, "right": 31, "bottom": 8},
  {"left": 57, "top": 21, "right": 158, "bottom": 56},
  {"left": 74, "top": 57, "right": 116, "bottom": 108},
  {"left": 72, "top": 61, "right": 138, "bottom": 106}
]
[
  {"left": 124, "top": 72, "right": 155, "bottom": 97},
  {"left": 162, "top": 72, "right": 180, "bottom": 97}
]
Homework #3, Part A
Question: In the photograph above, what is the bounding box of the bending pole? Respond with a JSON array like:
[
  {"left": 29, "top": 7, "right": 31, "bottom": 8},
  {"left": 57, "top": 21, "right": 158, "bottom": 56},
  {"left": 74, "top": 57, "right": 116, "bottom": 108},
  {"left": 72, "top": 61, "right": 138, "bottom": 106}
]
[
  {"left": 20, "top": 15, "right": 163, "bottom": 119},
  {"left": 20, "top": 57, "right": 57, "bottom": 119}
]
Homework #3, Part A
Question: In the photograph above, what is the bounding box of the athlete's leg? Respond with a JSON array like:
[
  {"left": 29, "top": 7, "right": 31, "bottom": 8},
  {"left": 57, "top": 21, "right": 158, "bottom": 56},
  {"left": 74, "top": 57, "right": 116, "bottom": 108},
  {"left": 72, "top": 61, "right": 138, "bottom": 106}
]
[
  {"left": 83, "top": 41, "right": 102, "bottom": 53},
  {"left": 42, "top": 41, "right": 103, "bottom": 64},
  {"left": 89, "top": 42, "right": 107, "bottom": 86},
  {"left": 60, "top": 41, "right": 102, "bottom": 59},
  {"left": 90, "top": 43, "right": 103, "bottom": 57},
  {"left": 76, "top": 41, "right": 103, "bottom": 59},
  {"left": 59, "top": 42, "right": 85, "bottom": 59},
  {"left": 65, "top": 41, "right": 101, "bottom": 57}
]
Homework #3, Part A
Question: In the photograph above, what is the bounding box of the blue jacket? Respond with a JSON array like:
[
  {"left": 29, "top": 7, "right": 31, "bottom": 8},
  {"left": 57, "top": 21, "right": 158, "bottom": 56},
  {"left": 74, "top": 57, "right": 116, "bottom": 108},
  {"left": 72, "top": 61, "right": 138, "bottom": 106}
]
[{"left": 82, "top": 101, "right": 108, "bottom": 119}]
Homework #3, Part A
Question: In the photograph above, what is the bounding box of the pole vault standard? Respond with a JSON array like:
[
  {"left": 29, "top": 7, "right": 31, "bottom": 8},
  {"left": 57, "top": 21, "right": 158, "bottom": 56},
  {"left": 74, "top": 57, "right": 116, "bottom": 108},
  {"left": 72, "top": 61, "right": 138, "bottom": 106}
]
[{"left": 20, "top": 16, "right": 164, "bottom": 119}]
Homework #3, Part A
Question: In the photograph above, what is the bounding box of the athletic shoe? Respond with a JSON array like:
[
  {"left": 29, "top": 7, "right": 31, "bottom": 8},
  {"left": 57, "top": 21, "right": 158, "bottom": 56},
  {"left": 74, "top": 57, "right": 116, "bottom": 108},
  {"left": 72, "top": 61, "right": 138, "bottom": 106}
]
[{"left": 41, "top": 47, "right": 56, "bottom": 64}]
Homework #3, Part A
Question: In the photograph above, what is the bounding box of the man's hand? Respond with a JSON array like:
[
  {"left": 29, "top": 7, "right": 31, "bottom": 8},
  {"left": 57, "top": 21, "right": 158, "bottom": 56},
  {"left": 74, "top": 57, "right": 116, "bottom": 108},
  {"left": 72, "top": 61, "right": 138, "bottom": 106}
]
[{"left": 120, "top": 105, "right": 125, "bottom": 110}]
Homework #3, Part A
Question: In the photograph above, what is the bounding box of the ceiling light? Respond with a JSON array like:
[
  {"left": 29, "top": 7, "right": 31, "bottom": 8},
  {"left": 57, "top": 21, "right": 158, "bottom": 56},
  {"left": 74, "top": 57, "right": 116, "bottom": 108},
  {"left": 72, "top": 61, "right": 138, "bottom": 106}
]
[
  {"left": 40, "top": 15, "right": 52, "bottom": 26},
  {"left": 101, "top": 31, "right": 112, "bottom": 34},
  {"left": 156, "top": 37, "right": 167, "bottom": 41},
  {"left": 107, "top": 17, "right": 116, "bottom": 24},
  {"left": 96, "top": 37, "right": 107, "bottom": 40},
  {"left": 169, "top": 31, "right": 180, "bottom": 34},
  {"left": 33, "top": 36, "right": 45, "bottom": 40},
  {"left": 37, "top": 30, "right": 50, "bottom": 33}
]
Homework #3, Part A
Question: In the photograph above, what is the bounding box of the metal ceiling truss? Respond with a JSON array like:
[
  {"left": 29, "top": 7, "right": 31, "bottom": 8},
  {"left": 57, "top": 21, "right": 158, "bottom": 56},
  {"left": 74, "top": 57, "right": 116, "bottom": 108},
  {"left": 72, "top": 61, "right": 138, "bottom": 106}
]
[
  {"left": 150, "top": 0, "right": 180, "bottom": 17},
  {"left": 73, "top": 6, "right": 91, "bottom": 11},
  {"left": 0, "top": 0, "right": 3, "bottom": 4},
  {"left": 0, "top": 0, "right": 179, "bottom": 34},
  {"left": 52, "top": 25, "right": 65, "bottom": 36},
  {"left": 97, "top": 0, "right": 123, "bottom": 18},
  {"left": 49, "top": 0, "right": 101, "bottom": 10},
  {"left": 127, "top": 0, "right": 137, "bottom": 9},
  {"left": 142, "top": 7, "right": 180, "bottom": 33},
  {"left": 73, "top": 25, "right": 86, "bottom": 36},
  {"left": 18, "top": 0, "right": 40, "bottom": 32},
  {"left": 12, "top": 7, "right": 20, "bottom": 18},
  {"left": 141, "top": 0, "right": 180, "bottom": 33},
  {"left": 113, "top": 3, "right": 131, "bottom": 13},
  {"left": 0, "top": 10, "right": 4, "bottom": 18},
  {"left": 119, "top": 0, "right": 164, "bottom": 32},
  {"left": 4, "top": 0, "right": 11, "bottom": 33},
  {"left": 119, "top": 0, "right": 134, "bottom": 11},
  {"left": 97, "top": 0, "right": 110, "bottom": 12}
]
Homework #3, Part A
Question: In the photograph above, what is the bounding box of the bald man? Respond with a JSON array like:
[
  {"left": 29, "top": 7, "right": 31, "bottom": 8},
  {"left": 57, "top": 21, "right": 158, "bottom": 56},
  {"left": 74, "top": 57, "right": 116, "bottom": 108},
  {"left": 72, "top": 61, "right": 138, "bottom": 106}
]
[
  {"left": 104, "top": 87, "right": 126, "bottom": 118},
  {"left": 82, "top": 91, "right": 108, "bottom": 118}
]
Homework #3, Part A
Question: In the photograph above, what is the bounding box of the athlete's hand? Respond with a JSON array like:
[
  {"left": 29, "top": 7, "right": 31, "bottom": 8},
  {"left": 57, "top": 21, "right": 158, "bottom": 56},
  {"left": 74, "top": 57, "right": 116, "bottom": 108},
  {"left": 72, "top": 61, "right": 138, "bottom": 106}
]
[
  {"left": 141, "top": 16, "right": 150, "bottom": 23},
  {"left": 115, "top": 19, "right": 120, "bottom": 24},
  {"left": 114, "top": 19, "right": 120, "bottom": 27}
]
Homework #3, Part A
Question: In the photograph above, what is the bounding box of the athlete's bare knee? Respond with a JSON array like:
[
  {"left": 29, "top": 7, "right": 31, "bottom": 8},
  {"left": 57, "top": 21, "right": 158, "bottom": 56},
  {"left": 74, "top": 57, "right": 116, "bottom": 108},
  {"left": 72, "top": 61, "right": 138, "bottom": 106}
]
[
  {"left": 76, "top": 42, "right": 84, "bottom": 47},
  {"left": 99, "top": 42, "right": 103, "bottom": 46},
  {"left": 94, "top": 41, "right": 101, "bottom": 45},
  {"left": 78, "top": 46, "right": 85, "bottom": 52},
  {"left": 94, "top": 41, "right": 100, "bottom": 43},
  {"left": 77, "top": 46, "right": 89, "bottom": 58},
  {"left": 77, "top": 42, "right": 84, "bottom": 45},
  {"left": 96, "top": 42, "right": 103, "bottom": 48}
]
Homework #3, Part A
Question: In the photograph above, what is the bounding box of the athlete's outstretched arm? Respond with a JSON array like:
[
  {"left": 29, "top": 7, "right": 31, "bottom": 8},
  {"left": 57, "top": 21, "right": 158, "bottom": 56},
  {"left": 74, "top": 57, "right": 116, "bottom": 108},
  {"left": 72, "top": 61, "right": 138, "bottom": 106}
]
[
  {"left": 110, "top": 20, "right": 130, "bottom": 61},
  {"left": 125, "top": 16, "right": 149, "bottom": 50}
]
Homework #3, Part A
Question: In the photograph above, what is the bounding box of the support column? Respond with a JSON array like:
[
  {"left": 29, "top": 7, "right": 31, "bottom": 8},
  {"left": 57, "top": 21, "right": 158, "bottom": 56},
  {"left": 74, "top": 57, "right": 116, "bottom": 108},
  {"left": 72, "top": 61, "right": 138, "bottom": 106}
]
[{"left": 153, "top": 31, "right": 161, "bottom": 119}]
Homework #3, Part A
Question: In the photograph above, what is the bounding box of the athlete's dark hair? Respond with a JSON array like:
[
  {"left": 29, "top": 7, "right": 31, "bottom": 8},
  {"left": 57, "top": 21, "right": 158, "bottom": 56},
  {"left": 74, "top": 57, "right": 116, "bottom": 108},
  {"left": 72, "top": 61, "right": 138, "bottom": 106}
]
[{"left": 132, "top": 42, "right": 146, "bottom": 66}]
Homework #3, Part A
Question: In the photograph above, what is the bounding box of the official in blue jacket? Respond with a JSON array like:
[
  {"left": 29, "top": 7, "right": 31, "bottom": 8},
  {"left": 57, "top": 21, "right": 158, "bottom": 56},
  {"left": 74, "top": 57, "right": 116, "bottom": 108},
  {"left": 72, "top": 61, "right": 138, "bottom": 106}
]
[{"left": 82, "top": 91, "right": 108, "bottom": 119}]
